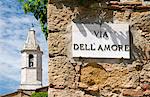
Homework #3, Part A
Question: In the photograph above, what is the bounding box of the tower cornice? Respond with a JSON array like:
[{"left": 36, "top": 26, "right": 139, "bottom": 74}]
[{"left": 21, "top": 49, "right": 43, "bottom": 54}]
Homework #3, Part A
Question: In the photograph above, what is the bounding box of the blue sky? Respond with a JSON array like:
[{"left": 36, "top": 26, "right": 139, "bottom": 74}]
[{"left": 0, "top": 0, "right": 48, "bottom": 95}]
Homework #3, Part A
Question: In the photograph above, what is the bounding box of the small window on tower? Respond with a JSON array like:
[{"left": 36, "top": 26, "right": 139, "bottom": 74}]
[{"left": 29, "top": 54, "right": 34, "bottom": 67}]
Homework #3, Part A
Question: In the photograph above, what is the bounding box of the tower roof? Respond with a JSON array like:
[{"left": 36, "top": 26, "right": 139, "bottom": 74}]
[{"left": 21, "top": 28, "right": 41, "bottom": 52}]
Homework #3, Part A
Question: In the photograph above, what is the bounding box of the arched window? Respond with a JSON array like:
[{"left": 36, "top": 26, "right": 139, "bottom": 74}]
[{"left": 29, "top": 54, "right": 34, "bottom": 67}]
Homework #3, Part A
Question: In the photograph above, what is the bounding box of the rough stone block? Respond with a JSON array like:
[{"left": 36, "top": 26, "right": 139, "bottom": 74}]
[
  {"left": 80, "top": 63, "right": 108, "bottom": 86},
  {"left": 78, "top": 82, "right": 88, "bottom": 89},
  {"left": 48, "top": 32, "right": 71, "bottom": 57},
  {"left": 48, "top": 56, "right": 77, "bottom": 88},
  {"left": 130, "top": 12, "right": 150, "bottom": 60},
  {"left": 47, "top": 4, "right": 75, "bottom": 31}
]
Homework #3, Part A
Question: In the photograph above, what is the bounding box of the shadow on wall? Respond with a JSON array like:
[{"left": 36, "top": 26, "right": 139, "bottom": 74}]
[{"left": 75, "top": 23, "right": 129, "bottom": 45}]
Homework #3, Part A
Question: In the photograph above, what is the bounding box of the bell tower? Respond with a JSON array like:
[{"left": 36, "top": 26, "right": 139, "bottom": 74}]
[{"left": 20, "top": 27, "right": 43, "bottom": 90}]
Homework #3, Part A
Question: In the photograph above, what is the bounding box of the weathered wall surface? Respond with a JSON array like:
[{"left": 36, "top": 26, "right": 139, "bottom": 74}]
[{"left": 48, "top": 0, "right": 150, "bottom": 97}]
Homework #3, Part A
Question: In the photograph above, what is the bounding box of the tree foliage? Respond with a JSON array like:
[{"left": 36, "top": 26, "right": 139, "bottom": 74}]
[
  {"left": 31, "top": 92, "right": 48, "bottom": 97},
  {"left": 18, "top": 0, "right": 48, "bottom": 39},
  {"left": 18, "top": 0, "right": 102, "bottom": 39}
]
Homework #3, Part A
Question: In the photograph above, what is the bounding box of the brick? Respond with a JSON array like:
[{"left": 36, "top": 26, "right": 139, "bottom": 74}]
[
  {"left": 144, "top": 90, "right": 150, "bottom": 96},
  {"left": 141, "top": 84, "right": 150, "bottom": 91},
  {"left": 123, "top": 89, "right": 143, "bottom": 97}
]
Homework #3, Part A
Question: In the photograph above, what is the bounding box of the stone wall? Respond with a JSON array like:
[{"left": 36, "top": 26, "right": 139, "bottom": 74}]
[{"left": 48, "top": 0, "right": 150, "bottom": 97}]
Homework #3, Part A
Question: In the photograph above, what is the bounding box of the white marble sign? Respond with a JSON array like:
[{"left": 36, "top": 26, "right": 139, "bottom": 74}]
[{"left": 72, "top": 22, "right": 130, "bottom": 59}]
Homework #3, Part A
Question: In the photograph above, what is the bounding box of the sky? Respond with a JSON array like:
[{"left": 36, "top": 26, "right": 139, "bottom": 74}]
[{"left": 0, "top": 0, "right": 48, "bottom": 95}]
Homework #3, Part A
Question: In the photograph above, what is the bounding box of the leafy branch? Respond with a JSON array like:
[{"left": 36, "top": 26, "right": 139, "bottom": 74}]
[
  {"left": 18, "top": 0, "right": 48, "bottom": 39},
  {"left": 19, "top": 0, "right": 105, "bottom": 40}
]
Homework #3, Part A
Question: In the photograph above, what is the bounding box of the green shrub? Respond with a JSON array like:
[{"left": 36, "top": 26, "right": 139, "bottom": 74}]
[{"left": 31, "top": 92, "right": 48, "bottom": 97}]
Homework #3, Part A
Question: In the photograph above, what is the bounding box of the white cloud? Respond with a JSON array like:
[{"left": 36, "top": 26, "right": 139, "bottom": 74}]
[
  {"left": 0, "top": 19, "right": 7, "bottom": 27},
  {"left": 0, "top": 63, "right": 20, "bottom": 81},
  {"left": 8, "top": 15, "right": 37, "bottom": 25}
]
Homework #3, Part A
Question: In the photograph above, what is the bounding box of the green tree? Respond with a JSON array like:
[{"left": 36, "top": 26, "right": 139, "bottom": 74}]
[
  {"left": 31, "top": 92, "right": 48, "bottom": 97},
  {"left": 18, "top": 0, "right": 48, "bottom": 39},
  {"left": 19, "top": 0, "right": 100, "bottom": 39}
]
